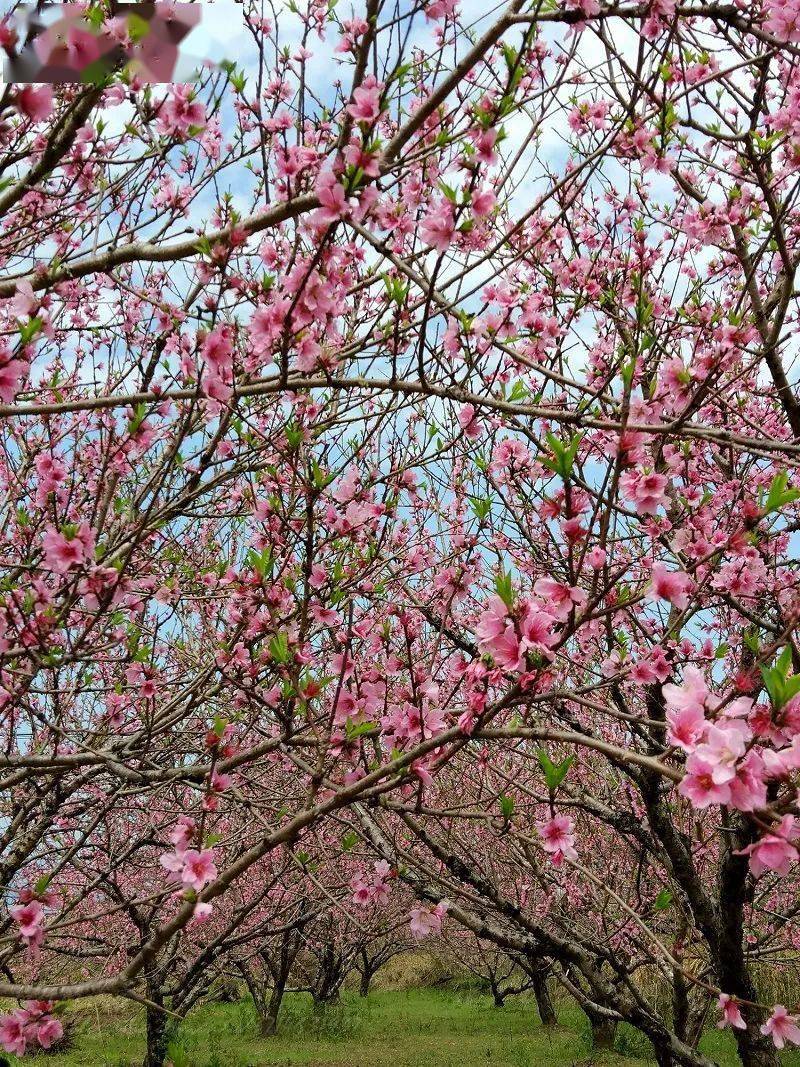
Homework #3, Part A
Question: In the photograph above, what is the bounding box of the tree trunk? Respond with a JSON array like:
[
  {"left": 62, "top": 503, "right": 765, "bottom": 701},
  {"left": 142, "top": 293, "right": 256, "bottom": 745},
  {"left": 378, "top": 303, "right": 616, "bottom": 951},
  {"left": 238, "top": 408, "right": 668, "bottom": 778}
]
[
  {"left": 359, "top": 967, "right": 373, "bottom": 997},
  {"left": 716, "top": 822, "right": 780, "bottom": 1067},
  {"left": 313, "top": 988, "right": 341, "bottom": 1008},
  {"left": 673, "top": 968, "right": 690, "bottom": 1045},
  {"left": 143, "top": 992, "right": 169, "bottom": 1067},
  {"left": 260, "top": 979, "right": 286, "bottom": 1036},
  {"left": 532, "top": 969, "right": 557, "bottom": 1027},
  {"left": 654, "top": 1046, "right": 675, "bottom": 1067},
  {"left": 589, "top": 1014, "right": 617, "bottom": 1051}
]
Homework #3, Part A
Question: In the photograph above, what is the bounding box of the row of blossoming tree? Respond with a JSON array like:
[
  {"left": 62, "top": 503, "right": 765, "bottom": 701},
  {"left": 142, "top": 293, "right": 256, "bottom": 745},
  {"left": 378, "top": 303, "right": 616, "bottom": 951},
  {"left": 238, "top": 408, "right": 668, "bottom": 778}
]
[{"left": 1, "top": 0, "right": 800, "bottom": 1062}]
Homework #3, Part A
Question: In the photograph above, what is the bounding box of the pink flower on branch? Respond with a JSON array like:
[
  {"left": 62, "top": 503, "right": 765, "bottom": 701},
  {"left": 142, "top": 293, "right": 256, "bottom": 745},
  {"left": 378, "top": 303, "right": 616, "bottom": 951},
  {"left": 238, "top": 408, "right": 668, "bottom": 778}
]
[
  {"left": 717, "top": 994, "right": 746, "bottom": 1030},
  {"left": 346, "top": 76, "right": 384, "bottom": 124},
  {"left": 0, "top": 1001, "right": 62, "bottom": 1055},
  {"left": 409, "top": 900, "right": 448, "bottom": 939},
  {"left": 10, "top": 899, "right": 46, "bottom": 950},
  {"left": 649, "top": 562, "right": 693, "bottom": 611},
  {"left": 537, "top": 815, "right": 578, "bottom": 867},
  {"left": 157, "top": 84, "right": 206, "bottom": 138},
  {"left": 739, "top": 816, "right": 799, "bottom": 878},
  {"left": 761, "top": 1005, "right": 800, "bottom": 1049},
  {"left": 620, "top": 468, "right": 670, "bottom": 515},
  {"left": 42, "top": 523, "right": 95, "bottom": 574}
]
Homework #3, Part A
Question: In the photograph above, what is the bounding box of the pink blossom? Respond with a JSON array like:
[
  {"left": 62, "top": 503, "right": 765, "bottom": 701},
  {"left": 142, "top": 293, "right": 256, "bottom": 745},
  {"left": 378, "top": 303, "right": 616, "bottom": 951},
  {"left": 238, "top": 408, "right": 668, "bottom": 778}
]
[
  {"left": 0, "top": 19, "right": 17, "bottom": 50},
  {"left": 693, "top": 721, "right": 750, "bottom": 785},
  {"left": 0, "top": 1013, "right": 26, "bottom": 1055},
  {"left": 666, "top": 702, "right": 707, "bottom": 751},
  {"left": 192, "top": 902, "right": 213, "bottom": 924},
  {"left": 16, "top": 85, "right": 54, "bottom": 121},
  {"left": 11, "top": 280, "right": 36, "bottom": 319},
  {"left": 35, "top": 453, "right": 66, "bottom": 502},
  {"left": 168, "top": 816, "right": 196, "bottom": 854},
  {"left": 351, "top": 877, "right": 373, "bottom": 905},
  {"left": 409, "top": 900, "right": 448, "bottom": 938},
  {"left": 159, "top": 849, "right": 186, "bottom": 876},
  {"left": 763, "top": 0, "right": 800, "bottom": 42},
  {"left": 425, "top": 0, "right": 458, "bottom": 19},
  {"left": 0, "top": 358, "right": 28, "bottom": 402},
  {"left": 421, "top": 200, "right": 456, "bottom": 252},
  {"left": 472, "top": 187, "right": 496, "bottom": 217},
  {"left": 346, "top": 76, "right": 383, "bottom": 123},
  {"left": 458, "top": 403, "right": 482, "bottom": 438},
  {"left": 314, "top": 169, "right": 349, "bottom": 225},
  {"left": 10, "top": 899, "right": 45, "bottom": 948},
  {"left": 538, "top": 815, "right": 578, "bottom": 866},
  {"left": 717, "top": 994, "right": 746, "bottom": 1030},
  {"left": 473, "top": 128, "right": 498, "bottom": 165},
  {"left": 475, "top": 595, "right": 557, "bottom": 671},
  {"left": 761, "top": 1005, "right": 800, "bottom": 1049},
  {"left": 180, "top": 848, "right": 218, "bottom": 892},
  {"left": 42, "top": 523, "right": 95, "bottom": 574},
  {"left": 663, "top": 667, "right": 711, "bottom": 750},
  {"left": 564, "top": 0, "right": 601, "bottom": 16},
  {"left": 201, "top": 327, "right": 233, "bottom": 372},
  {"left": 519, "top": 602, "right": 559, "bottom": 658},
  {"left": 620, "top": 469, "right": 670, "bottom": 514},
  {"left": 728, "top": 752, "right": 768, "bottom": 813},
  {"left": 532, "top": 577, "right": 587, "bottom": 621},
  {"left": 157, "top": 84, "right": 206, "bottom": 137},
  {"left": 0, "top": 1002, "right": 62, "bottom": 1055},
  {"left": 586, "top": 546, "right": 607, "bottom": 569},
  {"left": 678, "top": 755, "right": 732, "bottom": 808},
  {"left": 649, "top": 563, "right": 693, "bottom": 611},
  {"left": 36, "top": 1017, "right": 64, "bottom": 1049},
  {"left": 475, "top": 595, "right": 512, "bottom": 652},
  {"left": 740, "top": 816, "right": 799, "bottom": 877}
]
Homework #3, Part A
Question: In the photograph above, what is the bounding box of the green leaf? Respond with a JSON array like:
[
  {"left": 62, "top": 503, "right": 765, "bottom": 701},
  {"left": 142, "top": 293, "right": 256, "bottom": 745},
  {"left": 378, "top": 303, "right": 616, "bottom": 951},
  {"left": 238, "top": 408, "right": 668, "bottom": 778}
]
[
  {"left": 269, "top": 632, "right": 291, "bottom": 665},
  {"left": 542, "top": 432, "right": 582, "bottom": 480},
  {"left": 341, "top": 831, "right": 359, "bottom": 851},
  {"left": 469, "top": 496, "right": 491, "bottom": 522},
  {"left": 508, "top": 380, "right": 529, "bottom": 403},
  {"left": 537, "top": 750, "right": 574, "bottom": 792},
  {"left": 345, "top": 719, "right": 376, "bottom": 741},
  {"left": 654, "top": 889, "right": 673, "bottom": 911},
  {"left": 284, "top": 422, "right": 304, "bottom": 451},
  {"left": 764, "top": 471, "right": 800, "bottom": 516},
  {"left": 760, "top": 646, "right": 800, "bottom": 709},
  {"left": 18, "top": 316, "right": 43, "bottom": 345},
  {"left": 246, "top": 547, "right": 273, "bottom": 577},
  {"left": 34, "top": 874, "right": 51, "bottom": 896},
  {"left": 494, "top": 572, "right": 515, "bottom": 611},
  {"left": 126, "top": 12, "right": 150, "bottom": 41}
]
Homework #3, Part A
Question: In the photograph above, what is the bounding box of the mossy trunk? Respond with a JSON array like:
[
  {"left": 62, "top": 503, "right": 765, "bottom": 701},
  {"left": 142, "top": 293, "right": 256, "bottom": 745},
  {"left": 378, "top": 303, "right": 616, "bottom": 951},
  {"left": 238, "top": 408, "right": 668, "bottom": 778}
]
[
  {"left": 532, "top": 970, "right": 557, "bottom": 1027},
  {"left": 143, "top": 991, "right": 169, "bottom": 1067}
]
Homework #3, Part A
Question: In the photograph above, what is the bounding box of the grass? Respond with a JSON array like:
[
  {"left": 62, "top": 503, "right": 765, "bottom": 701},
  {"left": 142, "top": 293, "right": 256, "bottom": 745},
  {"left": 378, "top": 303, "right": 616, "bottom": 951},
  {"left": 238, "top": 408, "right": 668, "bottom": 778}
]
[{"left": 18, "top": 987, "right": 800, "bottom": 1067}]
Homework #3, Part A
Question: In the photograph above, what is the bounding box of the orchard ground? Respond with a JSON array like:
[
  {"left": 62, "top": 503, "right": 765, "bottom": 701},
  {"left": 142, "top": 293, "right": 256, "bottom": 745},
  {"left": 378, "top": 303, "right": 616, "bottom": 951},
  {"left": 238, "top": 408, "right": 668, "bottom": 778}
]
[{"left": 15, "top": 987, "right": 800, "bottom": 1067}]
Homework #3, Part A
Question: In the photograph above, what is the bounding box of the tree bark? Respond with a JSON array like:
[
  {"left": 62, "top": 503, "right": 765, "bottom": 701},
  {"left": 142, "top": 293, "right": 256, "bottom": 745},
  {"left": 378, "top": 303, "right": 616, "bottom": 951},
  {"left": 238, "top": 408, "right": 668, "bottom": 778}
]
[
  {"left": 260, "top": 978, "right": 286, "bottom": 1036},
  {"left": 143, "top": 986, "right": 169, "bottom": 1067},
  {"left": 589, "top": 1013, "right": 617, "bottom": 1050},
  {"left": 532, "top": 969, "right": 557, "bottom": 1027}
]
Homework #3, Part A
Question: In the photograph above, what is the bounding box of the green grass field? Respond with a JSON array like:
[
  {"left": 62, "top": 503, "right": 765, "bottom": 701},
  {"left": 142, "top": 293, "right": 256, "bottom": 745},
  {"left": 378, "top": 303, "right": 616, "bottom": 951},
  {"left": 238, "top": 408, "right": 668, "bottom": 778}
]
[{"left": 19, "top": 988, "right": 800, "bottom": 1067}]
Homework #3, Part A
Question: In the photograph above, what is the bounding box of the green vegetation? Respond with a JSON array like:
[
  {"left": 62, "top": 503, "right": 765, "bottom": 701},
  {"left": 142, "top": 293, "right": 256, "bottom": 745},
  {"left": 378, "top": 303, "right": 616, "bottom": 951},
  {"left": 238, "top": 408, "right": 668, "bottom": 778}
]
[{"left": 20, "top": 988, "right": 800, "bottom": 1067}]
